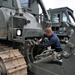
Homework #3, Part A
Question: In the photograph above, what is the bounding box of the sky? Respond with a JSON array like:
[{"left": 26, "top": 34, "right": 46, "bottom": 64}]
[{"left": 42, "top": 0, "right": 75, "bottom": 16}]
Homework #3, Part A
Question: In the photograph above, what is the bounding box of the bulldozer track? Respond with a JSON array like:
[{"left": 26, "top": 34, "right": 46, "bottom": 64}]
[{"left": 0, "top": 44, "right": 27, "bottom": 75}]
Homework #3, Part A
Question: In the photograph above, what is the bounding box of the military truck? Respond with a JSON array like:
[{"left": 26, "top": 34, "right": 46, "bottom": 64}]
[{"left": 47, "top": 7, "right": 75, "bottom": 41}]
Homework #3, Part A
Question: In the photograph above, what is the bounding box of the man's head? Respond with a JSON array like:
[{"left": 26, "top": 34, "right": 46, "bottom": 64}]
[{"left": 44, "top": 27, "right": 53, "bottom": 36}]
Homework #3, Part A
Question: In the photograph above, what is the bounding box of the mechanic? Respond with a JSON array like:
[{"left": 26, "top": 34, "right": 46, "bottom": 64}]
[{"left": 35, "top": 27, "right": 63, "bottom": 62}]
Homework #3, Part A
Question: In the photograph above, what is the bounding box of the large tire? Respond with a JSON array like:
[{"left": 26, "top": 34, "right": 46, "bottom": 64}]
[{"left": 0, "top": 59, "right": 7, "bottom": 75}]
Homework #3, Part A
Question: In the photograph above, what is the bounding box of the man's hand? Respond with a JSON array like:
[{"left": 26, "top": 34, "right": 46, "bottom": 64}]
[
  {"left": 35, "top": 42, "right": 39, "bottom": 45},
  {"left": 34, "top": 38, "right": 42, "bottom": 45}
]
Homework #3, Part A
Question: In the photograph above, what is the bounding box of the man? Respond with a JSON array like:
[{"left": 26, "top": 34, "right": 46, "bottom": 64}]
[
  {"left": 35, "top": 27, "right": 63, "bottom": 62},
  {"left": 35, "top": 27, "right": 63, "bottom": 51}
]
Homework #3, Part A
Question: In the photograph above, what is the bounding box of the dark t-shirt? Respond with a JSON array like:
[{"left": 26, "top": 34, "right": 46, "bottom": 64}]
[{"left": 38, "top": 33, "right": 63, "bottom": 52}]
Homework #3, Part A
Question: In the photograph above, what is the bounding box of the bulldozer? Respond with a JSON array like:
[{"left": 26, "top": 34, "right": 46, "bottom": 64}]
[
  {"left": 47, "top": 7, "right": 75, "bottom": 41},
  {"left": 0, "top": 0, "right": 75, "bottom": 75},
  {"left": 0, "top": 0, "right": 50, "bottom": 75}
]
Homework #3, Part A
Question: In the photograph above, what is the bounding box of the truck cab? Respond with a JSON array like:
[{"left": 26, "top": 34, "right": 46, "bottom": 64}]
[{"left": 48, "top": 7, "right": 75, "bottom": 41}]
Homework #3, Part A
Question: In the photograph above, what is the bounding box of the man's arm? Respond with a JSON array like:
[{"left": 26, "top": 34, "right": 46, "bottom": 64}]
[
  {"left": 35, "top": 38, "right": 42, "bottom": 45},
  {"left": 35, "top": 34, "right": 45, "bottom": 45},
  {"left": 38, "top": 37, "right": 56, "bottom": 48},
  {"left": 38, "top": 38, "right": 42, "bottom": 43}
]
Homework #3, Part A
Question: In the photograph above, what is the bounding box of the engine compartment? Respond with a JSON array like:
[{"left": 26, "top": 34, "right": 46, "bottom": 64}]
[{"left": 24, "top": 37, "right": 64, "bottom": 64}]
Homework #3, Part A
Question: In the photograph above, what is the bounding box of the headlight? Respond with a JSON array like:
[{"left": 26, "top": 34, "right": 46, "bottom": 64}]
[{"left": 16, "top": 29, "right": 22, "bottom": 36}]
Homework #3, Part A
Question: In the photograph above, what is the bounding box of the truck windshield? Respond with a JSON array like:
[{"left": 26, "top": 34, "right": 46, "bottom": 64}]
[
  {"left": 52, "top": 13, "right": 60, "bottom": 23},
  {"left": 63, "top": 12, "right": 75, "bottom": 25},
  {"left": 20, "top": 0, "right": 29, "bottom": 7},
  {"left": 63, "top": 13, "right": 69, "bottom": 22}
]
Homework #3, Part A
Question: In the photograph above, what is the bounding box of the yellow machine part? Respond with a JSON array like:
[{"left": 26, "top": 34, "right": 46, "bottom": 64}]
[{"left": 0, "top": 45, "right": 27, "bottom": 75}]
